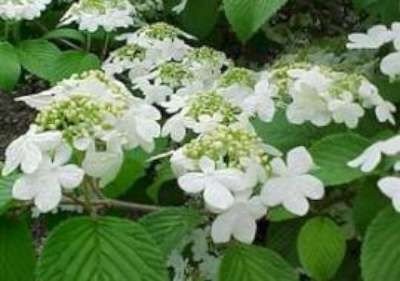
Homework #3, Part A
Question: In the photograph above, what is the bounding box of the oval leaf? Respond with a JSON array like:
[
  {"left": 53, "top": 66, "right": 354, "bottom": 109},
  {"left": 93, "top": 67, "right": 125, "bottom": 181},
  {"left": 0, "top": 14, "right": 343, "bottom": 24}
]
[
  {"left": 0, "top": 41, "right": 20, "bottom": 91},
  {"left": 0, "top": 174, "right": 17, "bottom": 215},
  {"left": 37, "top": 216, "right": 168, "bottom": 281},
  {"left": 43, "top": 28, "right": 85, "bottom": 43},
  {"left": 309, "top": 133, "right": 371, "bottom": 186},
  {"left": 223, "top": 0, "right": 288, "bottom": 42},
  {"left": 17, "top": 39, "right": 61, "bottom": 81},
  {"left": 49, "top": 51, "right": 101, "bottom": 83},
  {"left": 0, "top": 217, "right": 36, "bottom": 281},
  {"left": 361, "top": 207, "right": 400, "bottom": 281},
  {"left": 297, "top": 217, "right": 346, "bottom": 281},
  {"left": 140, "top": 207, "right": 202, "bottom": 255},
  {"left": 219, "top": 244, "right": 298, "bottom": 281}
]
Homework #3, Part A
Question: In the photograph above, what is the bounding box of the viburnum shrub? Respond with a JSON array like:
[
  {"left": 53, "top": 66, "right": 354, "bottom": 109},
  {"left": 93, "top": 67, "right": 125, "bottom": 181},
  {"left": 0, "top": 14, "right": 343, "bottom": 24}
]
[{"left": 1, "top": 1, "right": 400, "bottom": 281}]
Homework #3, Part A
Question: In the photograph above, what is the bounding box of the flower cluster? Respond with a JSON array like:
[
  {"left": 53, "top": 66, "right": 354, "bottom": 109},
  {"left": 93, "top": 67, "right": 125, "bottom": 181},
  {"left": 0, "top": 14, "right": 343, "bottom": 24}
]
[
  {"left": 347, "top": 23, "right": 400, "bottom": 79},
  {"left": 171, "top": 125, "right": 324, "bottom": 244},
  {"left": 4, "top": 70, "right": 161, "bottom": 212},
  {"left": 60, "top": 0, "right": 136, "bottom": 32},
  {"left": 270, "top": 63, "right": 396, "bottom": 127},
  {"left": 0, "top": 0, "right": 52, "bottom": 20},
  {"left": 349, "top": 135, "right": 400, "bottom": 212}
]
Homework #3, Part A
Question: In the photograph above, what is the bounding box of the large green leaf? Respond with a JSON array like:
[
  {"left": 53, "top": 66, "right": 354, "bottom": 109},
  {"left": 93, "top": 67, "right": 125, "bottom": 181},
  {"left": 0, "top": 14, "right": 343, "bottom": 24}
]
[
  {"left": 43, "top": 28, "right": 85, "bottom": 43},
  {"left": 223, "top": 0, "right": 288, "bottom": 42},
  {"left": 0, "top": 217, "right": 36, "bottom": 281},
  {"left": 17, "top": 39, "right": 61, "bottom": 81},
  {"left": 146, "top": 160, "right": 176, "bottom": 203},
  {"left": 297, "top": 217, "right": 346, "bottom": 281},
  {"left": 0, "top": 174, "right": 17, "bottom": 215},
  {"left": 252, "top": 111, "right": 329, "bottom": 151},
  {"left": 309, "top": 133, "right": 372, "bottom": 186},
  {"left": 180, "top": 0, "right": 220, "bottom": 39},
  {"left": 353, "top": 0, "right": 400, "bottom": 22},
  {"left": 361, "top": 207, "right": 400, "bottom": 281},
  {"left": 352, "top": 180, "right": 389, "bottom": 236},
  {"left": 37, "top": 216, "right": 168, "bottom": 281},
  {"left": 49, "top": 50, "right": 101, "bottom": 83},
  {"left": 104, "top": 148, "right": 148, "bottom": 198},
  {"left": 0, "top": 41, "right": 20, "bottom": 91},
  {"left": 140, "top": 208, "right": 202, "bottom": 255},
  {"left": 218, "top": 244, "right": 298, "bottom": 281},
  {"left": 266, "top": 218, "right": 305, "bottom": 267}
]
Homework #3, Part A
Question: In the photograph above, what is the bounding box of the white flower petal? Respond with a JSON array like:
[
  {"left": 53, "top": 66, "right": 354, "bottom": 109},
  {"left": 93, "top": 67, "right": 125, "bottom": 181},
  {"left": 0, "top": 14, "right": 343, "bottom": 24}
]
[
  {"left": 283, "top": 193, "right": 310, "bottom": 216},
  {"left": 34, "top": 180, "right": 62, "bottom": 213},
  {"left": 203, "top": 184, "right": 234, "bottom": 212},
  {"left": 232, "top": 213, "right": 257, "bottom": 244},
  {"left": 178, "top": 173, "right": 206, "bottom": 193},
  {"left": 12, "top": 176, "right": 35, "bottom": 201},
  {"left": 211, "top": 211, "right": 235, "bottom": 243},
  {"left": 57, "top": 165, "right": 84, "bottom": 190},
  {"left": 287, "top": 146, "right": 313, "bottom": 175},
  {"left": 297, "top": 175, "right": 324, "bottom": 200}
]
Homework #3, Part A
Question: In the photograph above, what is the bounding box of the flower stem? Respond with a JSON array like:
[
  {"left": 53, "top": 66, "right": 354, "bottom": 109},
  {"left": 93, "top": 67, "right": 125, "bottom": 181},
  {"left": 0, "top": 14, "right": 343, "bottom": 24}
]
[
  {"left": 86, "top": 33, "right": 92, "bottom": 52},
  {"left": 102, "top": 33, "right": 110, "bottom": 60},
  {"left": 94, "top": 199, "right": 162, "bottom": 212}
]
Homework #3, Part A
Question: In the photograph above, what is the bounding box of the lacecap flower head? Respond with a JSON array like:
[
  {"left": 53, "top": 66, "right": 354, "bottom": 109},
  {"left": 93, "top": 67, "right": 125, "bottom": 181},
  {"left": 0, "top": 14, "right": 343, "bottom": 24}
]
[
  {"left": 0, "top": 0, "right": 52, "bottom": 20},
  {"left": 60, "top": 0, "right": 136, "bottom": 32}
]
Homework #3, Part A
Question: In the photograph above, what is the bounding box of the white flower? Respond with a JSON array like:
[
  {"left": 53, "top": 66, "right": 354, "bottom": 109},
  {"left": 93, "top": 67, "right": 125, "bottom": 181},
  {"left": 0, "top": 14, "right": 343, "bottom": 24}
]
[
  {"left": 211, "top": 191, "right": 267, "bottom": 244},
  {"left": 60, "top": 0, "right": 136, "bottom": 32},
  {"left": 286, "top": 72, "right": 332, "bottom": 126},
  {"left": 380, "top": 51, "right": 400, "bottom": 79},
  {"left": 17, "top": 70, "right": 131, "bottom": 110},
  {"left": 348, "top": 135, "right": 400, "bottom": 172},
  {"left": 2, "top": 125, "right": 62, "bottom": 176},
  {"left": 391, "top": 22, "right": 400, "bottom": 49},
  {"left": 327, "top": 93, "right": 365, "bottom": 128},
  {"left": 161, "top": 95, "right": 188, "bottom": 114},
  {"left": 170, "top": 148, "right": 196, "bottom": 176},
  {"left": 241, "top": 76, "right": 277, "bottom": 122},
  {"left": 178, "top": 157, "right": 247, "bottom": 212},
  {"left": 136, "top": 80, "right": 173, "bottom": 105},
  {"left": 162, "top": 113, "right": 192, "bottom": 142},
  {"left": 378, "top": 177, "right": 400, "bottom": 212},
  {"left": 82, "top": 133, "right": 124, "bottom": 187},
  {"left": 0, "top": 0, "right": 51, "bottom": 21},
  {"left": 188, "top": 114, "right": 223, "bottom": 135},
  {"left": 347, "top": 25, "right": 393, "bottom": 49},
  {"left": 261, "top": 147, "right": 324, "bottom": 216},
  {"left": 115, "top": 98, "right": 161, "bottom": 152},
  {"left": 12, "top": 148, "right": 84, "bottom": 213},
  {"left": 375, "top": 101, "right": 396, "bottom": 124}
]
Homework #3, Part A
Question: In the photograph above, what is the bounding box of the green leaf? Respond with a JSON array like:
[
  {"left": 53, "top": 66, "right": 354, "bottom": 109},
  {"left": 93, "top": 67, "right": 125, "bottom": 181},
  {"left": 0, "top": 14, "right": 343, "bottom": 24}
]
[
  {"left": 140, "top": 208, "right": 202, "bottom": 255},
  {"left": 219, "top": 244, "right": 298, "bottom": 281},
  {"left": 0, "top": 174, "right": 17, "bottom": 215},
  {"left": 49, "top": 50, "right": 101, "bottom": 83},
  {"left": 309, "top": 133, "right": 372, "bottom": 186},
  {"left": 267, "top": 206, "right": 298, "bottom": 222},
  {"left": 361, "top": 207, "right": 400, "bottom": 281},
  {"left": 0, "top": 41, "right": 20, "bottom": 91},
  {"left": 180, "top": 0, "right": 220, "bottom": 39},
  {"left": 43, "top": 28, "right": 85, "bottom": 43},
  {"left": 104, "top": 148, "right": 148, "bottom": 198},
  {"left": 297, "top": 217, "right": 346, "bottom": 281},
  {"left": 37, "top": 216, "right": 168, "bottom": 281},
  {"left": 252, "top": 111, "right": 328, "bottom": 151},
  {"left": 223, "top": 0, "right": 288, "bottom": 42},
  {"left": 353, "top": 0, "right": 400, "bottom": 22},
  {"left": 146, "top": 160, "right": 176, "bottom": 203},
  {"left": 266, "top": 218, "right": 305, "bottom": 267},
  {"left": 352, "top": 179, "right": 389, "bottom": 236},
  {"left": 17, "top": 39, "right": 62, "bottom": 81},
  {"left": 0, "top": 217, "right": 36, "bottom": 281}
]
